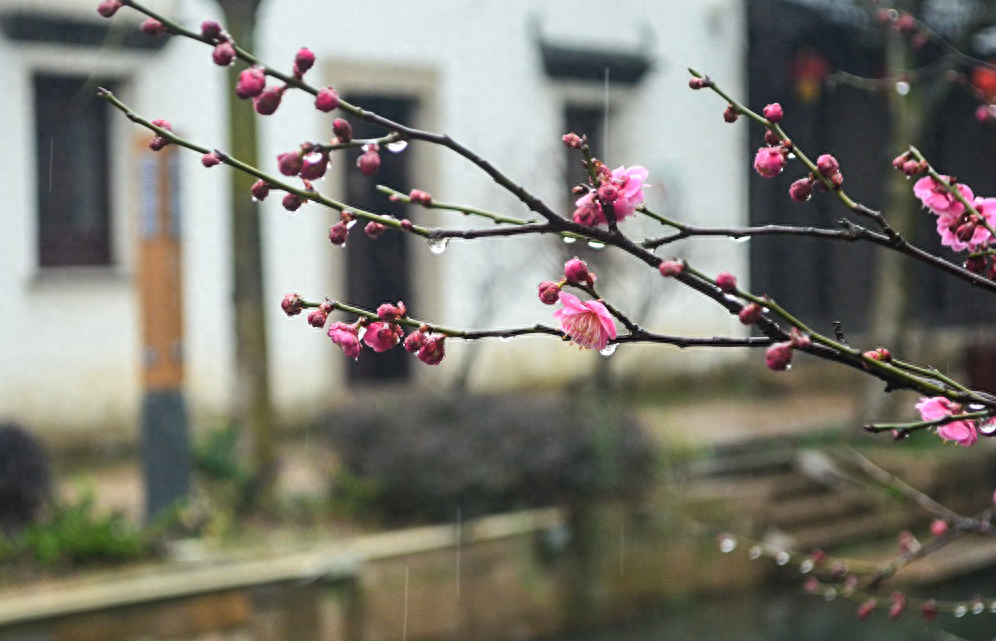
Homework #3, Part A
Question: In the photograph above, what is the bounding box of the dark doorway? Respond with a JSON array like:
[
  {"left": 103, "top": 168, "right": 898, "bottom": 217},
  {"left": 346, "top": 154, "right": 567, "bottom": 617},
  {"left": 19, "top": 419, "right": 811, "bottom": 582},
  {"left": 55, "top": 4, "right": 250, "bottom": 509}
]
[{"left": 343, "top": 95, "right": 416, "bottom": 383}]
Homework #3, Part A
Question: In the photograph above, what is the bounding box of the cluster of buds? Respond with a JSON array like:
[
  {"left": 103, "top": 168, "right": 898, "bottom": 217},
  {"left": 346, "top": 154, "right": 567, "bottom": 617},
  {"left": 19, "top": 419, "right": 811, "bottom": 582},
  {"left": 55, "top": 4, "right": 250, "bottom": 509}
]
[
  {"left": 404, "top": 326, "right": 446, "bottom": 365},
  {"left": 570, "top": 156, "right": 649, "bottom": 227},
  {"left": 277, "top": 144, "right": 329, "bottom": 181},
  {"left": 875, "top": 8, "right": 930, "bottom": 49},
  {"left": 891, "top": 151, "right": 928, "bottom": 177},
  {"left": 409, "top": 189, "right": 432, "bottom": 206},
  {"left": 975, "top": 103, "right": 996, "bottom": 124},
  {"left": 562, "top": 132, "right": 585, "bottom": 149}
]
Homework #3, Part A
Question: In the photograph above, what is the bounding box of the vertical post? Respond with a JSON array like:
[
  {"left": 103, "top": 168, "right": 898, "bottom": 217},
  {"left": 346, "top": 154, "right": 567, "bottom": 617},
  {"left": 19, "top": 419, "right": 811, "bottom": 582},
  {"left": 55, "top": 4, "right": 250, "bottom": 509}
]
[{"left": 135, "top": 140, "right": 191, "bottom": 520}]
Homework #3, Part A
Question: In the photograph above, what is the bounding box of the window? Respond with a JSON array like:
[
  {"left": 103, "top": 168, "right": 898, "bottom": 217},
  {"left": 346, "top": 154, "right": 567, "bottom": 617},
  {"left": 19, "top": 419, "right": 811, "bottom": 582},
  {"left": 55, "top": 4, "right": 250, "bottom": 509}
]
[{"left": 35, "top": 74, "right": 114, "bottom": 267}]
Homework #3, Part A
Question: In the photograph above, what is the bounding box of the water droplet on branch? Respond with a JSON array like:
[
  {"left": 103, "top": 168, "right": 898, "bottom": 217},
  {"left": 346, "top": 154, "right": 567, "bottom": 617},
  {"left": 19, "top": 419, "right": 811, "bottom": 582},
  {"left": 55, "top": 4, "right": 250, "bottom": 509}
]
[
  {"left": 718, "top": 535, "right": 737, "bottom": 553},
  {"left": 599, "top": 343, "right": 618, "bottom": 357},
  {"left": 428, "top": 237, "right": 449, "bottom": 254},
  {"left": 775, "top": 551, "right": 790, "bottom": 565},
  {"left": 587, "top": 240, "right": 606, "bottom": 250},
  {"left": 799, "top": 559, "right": 814, "bottom": 574},
  {"left": 562, "top": 236, "right": 578, "bottom": 244},
  {"left": 895, "top": 81, "right": 910, "bottom": 96},
  {"left": 954, "top": 605, "right": 968, "bottom": 618},
  {"left": 386, "top": 140, "right": 408, "bottom": 153},
  {"left": 748, "top": 546, "right": 763, "bottom": 560}
]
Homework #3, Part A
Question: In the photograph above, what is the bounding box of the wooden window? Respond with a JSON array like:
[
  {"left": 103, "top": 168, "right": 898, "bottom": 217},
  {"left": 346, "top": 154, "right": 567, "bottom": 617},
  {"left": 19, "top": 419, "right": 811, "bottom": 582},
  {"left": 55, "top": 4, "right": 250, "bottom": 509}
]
[{"left": 35, "top": 74, "right": 114, "bottom": 267}]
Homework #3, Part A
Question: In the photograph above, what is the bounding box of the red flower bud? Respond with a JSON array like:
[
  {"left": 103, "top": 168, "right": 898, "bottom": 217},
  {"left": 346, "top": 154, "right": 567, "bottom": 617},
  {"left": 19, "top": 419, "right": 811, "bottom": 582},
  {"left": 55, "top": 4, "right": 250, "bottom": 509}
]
[
  {"left": 816, "top": 154, "right": 839, "bottom": 177},
  {"left": 564, "top": 257, "right": 595, "bottom": 287},
  {"left": 236, "top": 67, "right": 267, "bottom": 99},
  {"left": 409, "top": 189, "right": 432, "bottom": 205},
  {"left": 200, "top": 20, "right": 223, "bottom": 40},
  {"left": 920, "top": 600, "right": 937, "bottom": 622},
  {"left": 538, "top": 281, "right": 561, "bottom": 305},
  {"left": 282, "top": 193, "right": 303, "bottom": 211},
  {"left": 417, "top": 335, "right": 445, "bottom": 365},
  {"left": 763, "top": 102, "right": 784, "bottom": 123},
  {"left": 658, "top": 260, "right": 684, "bottom": 277},
  {"left": 357, "top": 149, "right": 381, "bottom": 176},
  {"left": 738, "top": 302, "right": 763, "bottom": 324},
  {"left": 364, "top": 221, "right": 388, "bottom": 238},
  {"left": 688, "top": 77, "right": 708, "bottom": 90},
  {"left": 277, "top": 151, "right": 303, "bottom": 177},
  {"left": 97, "top": 0, "right": 123, "bottom": 18},
  {"left": 281, "top": 293, "right": 304, "bottom": 316},
  {"left": 328, "top": 221, "right": 349, "bottom": 245},
  {"left": 789, "top": 176, "right": 815, "bottom": 202},
  {"left": 332, "top": 118, "right": 353, "bottom": 142},
  {"left": 715, "top": 271, "right": 737, "bottom": 292},
  {"left": 766, "top": 341, "right": 793, "bottom": 371},
  {"left": 723, "top": 104, "right": 739, "bottom": 123},
  {"left": 141, "top": 18, "right": 166, "bottom": 36},
  {"left": 562, "top": 132, "right": 584, "bottom": 148},
  {"left": 764, "top": 129, "right": 781, "bottom": 146},
  {"left": 293, "top": 47, "right": 315, "bottom": 75},
  {"left": 251, "top": 180, "right": 271, "bottom": 201},
  {"left": 307, "top": 309, "right": 328, "bottom": 328},
  {"left": 212, "top": 41, "right": 236, "bottom": 66},
  {"left": 299, "top": 153, "right": 329, "bottom": 180},
  {"left": 201, "top": 152, "right": 221, "bottom": 168},
  {"left": 254, "top": 86, "right": 284, "bottom": 115},
  {"left": 856, "top": 599, "right": 876, "bottom": 621},
  {"left": 930, "top": 519, "right": 949, "bottom": 537},
  {"left": 315, "top": 87, "right": 340, "bottom": 112}
]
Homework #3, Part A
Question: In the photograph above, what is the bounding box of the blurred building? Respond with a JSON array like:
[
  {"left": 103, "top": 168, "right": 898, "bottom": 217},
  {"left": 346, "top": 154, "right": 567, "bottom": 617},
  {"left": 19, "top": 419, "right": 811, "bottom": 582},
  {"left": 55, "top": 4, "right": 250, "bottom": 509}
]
[{"left": 0, "top": 0, "right": 751, "bottom": 435}]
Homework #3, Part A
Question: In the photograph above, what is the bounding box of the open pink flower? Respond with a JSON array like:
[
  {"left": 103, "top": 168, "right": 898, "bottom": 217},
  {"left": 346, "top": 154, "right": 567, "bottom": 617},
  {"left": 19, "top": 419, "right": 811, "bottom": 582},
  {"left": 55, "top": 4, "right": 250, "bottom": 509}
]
[
  {"left": 935, "top": 197, "right": 996, "bottom": 252},
  {"left": 328, "top": 322, "right": 361, "bottom": 360},
  {"left": 572, "top": 165, "right": 647, "bottom": 226},
  {"left": 553, "top": 291, "right": 617, "bottom": 351},
  {"left": 914, "top": 176, "right": 974, "bottom": 216},
  {"left": 363, "top": 321, "right": 403, "bottom": 352},
  {"left": 915, "top": 396, "right": 977, "bottom": 446}
]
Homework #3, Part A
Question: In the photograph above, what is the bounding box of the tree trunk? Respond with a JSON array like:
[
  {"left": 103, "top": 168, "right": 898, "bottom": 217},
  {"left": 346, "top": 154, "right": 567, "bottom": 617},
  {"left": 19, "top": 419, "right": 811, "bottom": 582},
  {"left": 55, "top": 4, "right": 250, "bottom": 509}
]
[{"left": 218, "top": 0, "right": 276, "bottom": 505}]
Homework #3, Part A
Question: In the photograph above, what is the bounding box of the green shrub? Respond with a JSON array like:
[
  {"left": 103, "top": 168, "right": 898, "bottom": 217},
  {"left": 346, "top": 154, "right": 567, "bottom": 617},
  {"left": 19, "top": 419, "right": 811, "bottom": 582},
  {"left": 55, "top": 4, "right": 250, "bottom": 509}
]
[{"left": 320, "top": 393, "right": 659, "bottom": 524}]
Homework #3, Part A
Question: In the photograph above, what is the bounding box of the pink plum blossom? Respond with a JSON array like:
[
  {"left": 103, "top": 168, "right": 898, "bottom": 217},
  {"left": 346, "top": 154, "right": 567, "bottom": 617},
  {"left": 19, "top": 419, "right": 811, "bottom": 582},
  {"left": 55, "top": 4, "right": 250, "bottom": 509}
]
[
  {"left": 935, "top": 198, "right": 996, "bottom": 252},
  {"left": 913, "top": 176, "right": 974, "bottom": 216},
  {"left": 915, "top": 396, "right": 977, "bottom": 446},
  {"left": 328, "top": 322, "right": 361, "bottom": 360},
  {"left": 417, "top": 334, "right": 445, "bottom": 365},
  {"left": 362, "top": 322, "right": 403, "bottom": 352},
  {"left": 571, "top": 166, "right": 648, "bottom": 226},
  {"left": 553, "top": 291, "right": 617, "bottom": 351}
]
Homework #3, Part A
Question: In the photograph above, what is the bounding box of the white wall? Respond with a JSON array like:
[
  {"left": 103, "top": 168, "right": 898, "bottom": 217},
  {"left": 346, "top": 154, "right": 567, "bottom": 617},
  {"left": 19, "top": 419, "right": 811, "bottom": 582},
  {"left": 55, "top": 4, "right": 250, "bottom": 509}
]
[{"left": 0, "top": 0, "right": 749, "bottom": 435}]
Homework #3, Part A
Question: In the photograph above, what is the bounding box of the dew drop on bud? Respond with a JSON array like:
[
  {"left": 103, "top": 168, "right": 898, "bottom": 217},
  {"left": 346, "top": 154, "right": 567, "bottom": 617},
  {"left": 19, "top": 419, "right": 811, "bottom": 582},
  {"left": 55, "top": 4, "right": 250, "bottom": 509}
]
[
  {"left": 989, "top": 601, "right": 996, "bottom": 613},
  {"left": 386, "top": 140, "right": 408, "bottom": 153},
  {"left": 895, "top": 81, "right": 910, "bottom": 96},
  {"left": 787, "top": 152, "right": 797, "bottom": 160},
  {"left": 775, "top": 551, "right": 791, "bottom": 565},
  {"left": 587, "top": 240, "right": 606, "bottom": 250},
  {"left": 824, "top": 587, "right": 837, "bottom": 601},
  {"left": 954, "top": 605, "right": 968, "bottom": 618},
  {"left": 497, "top": 336, "right": 512, "bottom": 343},
  {"left": 599, "top": 343, "right": 619, "bottom": 357},
  {"left": 562, "top": 236, "right": 578, "bottom": 244},
  {"left": 346, "top": 219, "right": 357, "bottom": 230},
  {"left": 748, "top": 546, "right": 763, "bottom": 560},
  {"left": 800, "top": 559, "right": 815, "bottom": 574},
  {"left": 972, "top": 602, "right": 985, "bottom": 615},
  {"left": 428, "top": 237, "right": 450, "bottom": 254},
  {"left": 720, "top": 532, "right": 737, "bottom": 554},
  {"left": 356, "top": 326, "right": 366, "bottom": 340}
]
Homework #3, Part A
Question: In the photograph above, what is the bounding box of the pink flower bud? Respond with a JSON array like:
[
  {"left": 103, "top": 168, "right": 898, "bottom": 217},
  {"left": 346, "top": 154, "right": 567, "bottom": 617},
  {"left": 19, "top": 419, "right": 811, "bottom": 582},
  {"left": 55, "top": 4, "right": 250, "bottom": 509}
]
[
  {"left": 562, "top": 132, "right": 584, "bottom": 148},
  {"left": 307, "top": 309, "right": 328, "bottom": 328},
  {"left": 315, "top": 87, "right": 340, "bottom": 112},
  {"left": 688, "top": 77, "right": 708, "bottom": 89},
  {"left": 892, "top": 152, "right": 910, "bottom": 169},
  {"left": 281, "top": 293, "right": 304, "bottom": 316},
  {"left": 253, "top": 86, "right": 284, "bottom": 115},
  {"left": 738, "top": 302, "right": 763, "bottom": 324},
  {"left": 895, "top": 13, "right": 915, "bottom": 32},
  {"left": 409, "top": 189, "right": 432, "bottom": 205},
  {"left": 151, "top": 118, "right": 172, "bottom": 132},
  {"left": 400, "top": 219, "right": 413, "bottom": 231},
  {"left": 789, "top": 176, "right": 815, "bottom": 202},
  {"left": 212, "top": 41, "right": 236, "bottom": 66},
  {"left": 282, "top": 193, "right": 303, "bottom": 211},
  {"left": 332, "top": 118, "right": 352, "bottom": 142},
  {"left": 888, "top": 592, "right": 906, "bottom": 620},
  {"left": 863, "top": 347, "right": 892, "bottom": 362},
  {"left": 377, "top": 302, "right": 406, "bottom": 321},
  {"left": 141, "top": 18, "right": 166, "bottom": 36},
  {"left": 930, "top": 519, "right": 948, "bottom": 537},
  {"left": 897, "top": 160, "right": 917, "bottom": 178},
  {"left": 148, "top": 136, "right": 168, "bottom": 151},
  {"left": 764, "top": 129, "right": 780, "bottom": 146},
  {"left": 403, "top": 331, "right": 425, "bottom": 353},
  {"left": 658, "top": 260, "right": 684, "bottom": 277},
  {"left": 976, "top": 104, "right": 992, "bottom": 123},
  {"left": 564, "top": 257, "right": 595, "bottom": 287},
  {"left": 328, "top": 221, "right": 349, "bottom": 245},
  {"left": 856, "top": 599, "right": 876, "bottom": 621},
  {"left": 715, "top": 271, "right": 737, "bottom": 292},
  {"left": 417, "top": 334, "right": 446, "bottom": 365},
  {"left": 766, "top": 342, "right": 793, "bottom": 371},
  {"left": 97, "top": 0, "right": 123, "bottom": 18},
  {"left": 364, "top": 221, "right": 388, "bottom": 238},
  {"left": 251, "top": 180, "right": 270, "bottom": 201},
  {"left": 810, "top": 549, "right": 827, "bottom": 565},
  {"left": 723, "top": 104, "right": 739, "bottom": 123},
  {"left": 920, "top": 600, "right": 937, "bottom": 622},
  {"left": 299, "top": 153, "right": 328, "bottom": 180},
  {"left": 277, "top": 151, "right": 303, "bottom": 177},
  {"left": 538, "top": 281, "right": 561, "bottom": 305},
  {"left": 789, "top": 328, "right": 811, "bottom": 348},
  {"left": 236, "top": 67, "right": 267, "bottom": 99},
  {"left": 357, "top": 149, "right": 381, "bottom": 176},
  {"left": 597, "top": 183, "right": 619, "bottom": 203},
  {"left": 957, "top": 221, "right": 978, "bottom": 242},
  {"left": 573, "top": 199, "right": 602, "bottom": 227},
  {"left": 293, "top": 47, "right": 315, "bottom": 75},
  {"left": 763, "top": 102, "right": 784, "bottom": 123},
  {"left": 200, "top": 20, "right": 223, "bottom": 40},
  {"left": 753, "top": 147, "right": 786, "bottom": 178},
  {"left": 803, "top": 577, "right": 819, "bottom": 593},
  {"left": 815, "top": 154, "right": 839, "bottom": 178},
  {"left": 201, "top": 152, "right": 221, "bottom": 168}
]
